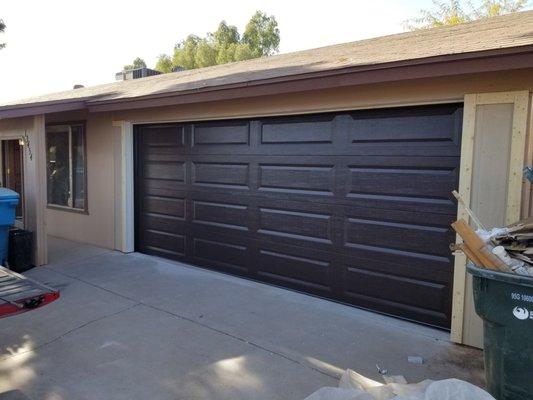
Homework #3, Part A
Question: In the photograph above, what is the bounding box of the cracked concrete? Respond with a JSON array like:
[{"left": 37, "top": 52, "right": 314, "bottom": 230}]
[{"left": 0, "top": 237, "right": 484, "bottom": 400}]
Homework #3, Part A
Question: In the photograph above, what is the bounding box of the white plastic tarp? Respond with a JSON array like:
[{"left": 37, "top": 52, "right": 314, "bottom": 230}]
[{"left": 304, "top": 370, "right": 495, "bottom": 400}]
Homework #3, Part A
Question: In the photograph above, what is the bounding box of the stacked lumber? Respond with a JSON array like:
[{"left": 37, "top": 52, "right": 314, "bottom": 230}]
[
  {"left": 492, "top": 217, "right": 533, "bottom": 268},
  {"left": 452, "top": 217, "right": 533, "bottom": 276},
  {"left": 451, "top": 190, "right": 533, "bottom": 276},
  {"left": 452, "top": 219, "right": 508, "bottom": 272}
]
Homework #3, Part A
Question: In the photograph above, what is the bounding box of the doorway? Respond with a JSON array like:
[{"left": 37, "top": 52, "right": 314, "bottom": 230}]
[{"left": 1, "top": 139, "right": 24, "bottom": 227}]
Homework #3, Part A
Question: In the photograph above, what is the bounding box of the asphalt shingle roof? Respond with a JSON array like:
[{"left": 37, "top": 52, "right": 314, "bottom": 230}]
[{"left": 1, "top": 10, "right": 532, "bottom": 109}]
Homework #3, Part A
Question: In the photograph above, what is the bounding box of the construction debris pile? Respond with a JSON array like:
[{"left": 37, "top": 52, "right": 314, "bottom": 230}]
[
  {"left": 304, "top": 369, "right": 494, "bottom": 400},
  {"left": 451, "top": 192, "right": 533, "bottom": 276}
]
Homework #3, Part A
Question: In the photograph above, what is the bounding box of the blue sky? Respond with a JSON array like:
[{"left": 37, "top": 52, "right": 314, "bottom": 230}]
[{"left": 0, "top": 0, "right": 518, "bottom": 103}]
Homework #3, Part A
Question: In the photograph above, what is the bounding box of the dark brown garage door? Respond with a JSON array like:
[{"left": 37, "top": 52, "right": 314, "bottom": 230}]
[{"left": 134, "top": 104, "right": 462, "bottom": 328}]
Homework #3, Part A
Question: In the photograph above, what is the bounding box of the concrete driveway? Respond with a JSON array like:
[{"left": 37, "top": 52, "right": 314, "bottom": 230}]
[{"left": 0, "top": 237, "right": 484, "bottom": 400}]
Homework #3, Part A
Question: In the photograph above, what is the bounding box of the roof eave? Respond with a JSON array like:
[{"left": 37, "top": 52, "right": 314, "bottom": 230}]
[
  {"left": 87, "top": 47, "right": 533, "bottom": 113},
  {"left": 0, "top": 100, "right": 86, "bottom": 119},
  {"left": 1, "top": 45, "right": 533, "bottom": 119}
]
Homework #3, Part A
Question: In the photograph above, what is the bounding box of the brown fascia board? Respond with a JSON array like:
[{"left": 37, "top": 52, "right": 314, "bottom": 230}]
[
  {"left": 86, "top": 46, "right": 533, "bottom": 113},
  {"left": 0, "top": 100, "right": 86, "bottom": 119},
  {"left": 1, "top": 45, "right": 533, "bottom": 119}
]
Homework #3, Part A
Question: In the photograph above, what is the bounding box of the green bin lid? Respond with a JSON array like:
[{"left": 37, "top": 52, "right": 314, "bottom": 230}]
[{"left": 0, "top": 188, "right": 19, "bottom": 201}]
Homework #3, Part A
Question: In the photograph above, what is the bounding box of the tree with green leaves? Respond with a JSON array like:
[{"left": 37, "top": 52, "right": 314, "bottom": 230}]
[
  {"left": 123, "top": 57, "right": 147, "bottom": 71},
  {"left": 171, "top": 35, "right": 201, "bottom": 70},
  {"left": 156, "top": 10, "right": 279, "bottom": 72},
  {"left": 0, "top": 19, "right": 6, "bottom": 50},
  {"left": 155, "top": 54, "right": 173, "bottom": 73},
  {"left": 471, "top": 0, "right": 529, "bottom": 18},
  {"left": 406, "top": 0, "right": 528, "bottom": 29},
  {"left": 243, "top": 11, "right": 280, "bottom": 57}
]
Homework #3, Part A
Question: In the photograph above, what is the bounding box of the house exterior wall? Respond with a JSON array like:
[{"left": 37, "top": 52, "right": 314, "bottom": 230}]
[
  {"left": 0, "top": 115, "right": 47, "bottom": 265},
  {"left": 45, "top": 111, "right": 117, "bottom": 249},
  {"left": 4, "top": 68, "right": 532, "bottom": 347}
]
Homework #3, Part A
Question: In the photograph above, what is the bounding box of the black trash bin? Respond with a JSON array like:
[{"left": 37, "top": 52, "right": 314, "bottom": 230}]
[
  {"left": 8, "top": 228, "right": 34, "bottom": 273},
  {"left": 468, "top": 264, "right": 533, "bottom": 400}
]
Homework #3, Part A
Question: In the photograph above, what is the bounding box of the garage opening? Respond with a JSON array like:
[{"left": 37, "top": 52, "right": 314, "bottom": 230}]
[{"left": 134, "top": 103, "right": 463, "bottom": 329}]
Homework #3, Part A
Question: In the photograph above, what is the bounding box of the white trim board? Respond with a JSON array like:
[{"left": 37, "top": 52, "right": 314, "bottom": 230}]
[{"left": 112, "top": 120, "right": 134, "bottom": 253}]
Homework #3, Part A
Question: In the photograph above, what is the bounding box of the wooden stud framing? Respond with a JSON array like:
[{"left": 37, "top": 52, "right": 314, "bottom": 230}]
[
  {"left": 450, "top": 91, "right": 531, "bottom": 344},
  {"left": 522, "top": 95, "right": 533, "bottom": 219},
  {"left": 450, "top": 94, "right": 476, "bottom": 343}
]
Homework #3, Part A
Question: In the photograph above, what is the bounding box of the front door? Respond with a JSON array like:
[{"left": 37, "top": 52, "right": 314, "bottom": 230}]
[{"left": 2, "top": 139, "right": 24, "bottom": 219}]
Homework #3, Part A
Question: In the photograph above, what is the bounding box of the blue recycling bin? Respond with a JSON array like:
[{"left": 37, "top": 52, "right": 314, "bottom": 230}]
[{"left": 0, "top": 188, "right": 19, "bottom": 265}]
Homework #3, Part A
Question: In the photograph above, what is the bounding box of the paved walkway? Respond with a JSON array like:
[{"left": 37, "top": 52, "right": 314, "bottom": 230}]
[{"left": 0, "top": 237, "right": 484, "bottom": 400}]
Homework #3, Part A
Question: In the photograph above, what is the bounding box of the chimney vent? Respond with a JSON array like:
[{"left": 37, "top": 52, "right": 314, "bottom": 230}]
[{"left": 115, "top": 67, "right": 162, "bottom": 81}]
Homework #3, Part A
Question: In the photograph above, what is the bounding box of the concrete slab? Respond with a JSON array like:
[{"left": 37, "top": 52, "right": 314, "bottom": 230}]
[
  {"left": 0, "top": 237, "right": 485, "bottom": 399},
  {"left": 4, "top": 304, "right": 331, "bottom": 400},
  {"left": 0, "top": 267, "right": 136, "bottom": 360}
]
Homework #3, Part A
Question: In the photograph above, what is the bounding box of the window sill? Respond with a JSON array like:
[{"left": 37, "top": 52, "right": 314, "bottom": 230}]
[{"left": 47, "top": 205, "right": 89, "bottom": 215}]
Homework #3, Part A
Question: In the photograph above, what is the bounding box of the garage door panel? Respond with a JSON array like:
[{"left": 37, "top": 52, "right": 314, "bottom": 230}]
[
  {"left": 343, "top": 264, "right": 448, "bottom": 312},
  {"left": 136, "top": 103, "right": 462, "bottom": 329},
  {"left": 258, "top": 207, "right": 333, "bottom": 244},
  {"left": 347, "top": 166, "right": 458, "bottom": 201},
  {"left": 342, "top": 240, "right": 452, "bottom": 276},
  {"left": 142, "top": 230, "right": 186, "bottom": 256},
  {"left": 143, "top": 162, "right": 186, "bottom": 182},
  {"left": 143, "top": 195, "right": 186, "bottom": 219},
  {"left": 219, "top": 142, "right": 462, "bottom": 157},
  {"left": 185, "top": 184, "right": 457, "bottom": 216},
  {"left": 191, "top": 162, "right": 250, "bottom": 190},
  {"left": 260, "top": 115, "right": 334, "bottom": 145},
  {"left": 342, "top": 204, "right": 454, "bottom": 229},
  {"left": 141, "top": 125, "right": 186, "bottom": 146},
  {"left": 253, "top": 144, "right": 461, "bottom": 157},
  {"left": 192, "top": 122, "right": 250, "bottom": 146},
  {"left": 342, "top": 286, "right": 449, "bottom": 328},
  {"left": 341, "top": 251, "right": 451, "bottom": 284},
  {"left": 258, "top": 164, "right": 334, "bottom": 196},
  {"left": 142, "top": 179, "right": 188, "bottom": 198},
  {"left": 346, "top": 155, "right": 459, "bottom": 169},
  {"left": 341, "top": 193, "right": 456, "bottom": 216},
  {"left": 188, "top": 190, "right": 251, "bottom": 209},
  {"left": 255, "top": 238, "right": 338, "bottom": 294},
  {"left": 192, "top": 237, "right": 249, "bottom": 273},
  {"left": 143, "top": 146, "right": 187, "bottom": 162},
  {"left": 143, "top": 214, "right": 186, "bottom": 236},
  {"left": 345, "top": 217, "right": 453, "bottom": 257},
  {"left": 192, "top": 200, "right": 250, "bottom": 231},
  {"left": 349, "top": 104, "right": 461, "bottom": 142},
  {"left": 257, "top": 249, "right": 333, "bottom": 292}
]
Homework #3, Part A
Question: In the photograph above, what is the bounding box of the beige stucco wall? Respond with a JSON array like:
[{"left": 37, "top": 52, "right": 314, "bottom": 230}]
[{"left": 45, "top": 111, "right": 118, "bottom": 249}]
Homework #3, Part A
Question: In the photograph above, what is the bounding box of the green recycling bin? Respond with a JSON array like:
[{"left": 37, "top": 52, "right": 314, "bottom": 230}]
[{"left": 468, "top": 264, "right": 533, "bottom": 400}]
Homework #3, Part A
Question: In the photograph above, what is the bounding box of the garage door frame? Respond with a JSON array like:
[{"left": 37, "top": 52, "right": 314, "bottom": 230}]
[
  {"left": 131, "top": 104, "right": 466, "bottom": 329},
  {"left": 113, "top": 98, "right": 472, "bottom": 337}
]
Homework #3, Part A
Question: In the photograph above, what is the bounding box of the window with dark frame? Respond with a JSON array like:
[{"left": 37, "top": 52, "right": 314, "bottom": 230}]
[{"left": 46, "top": 123, "right": 87, "bottom": 211}]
